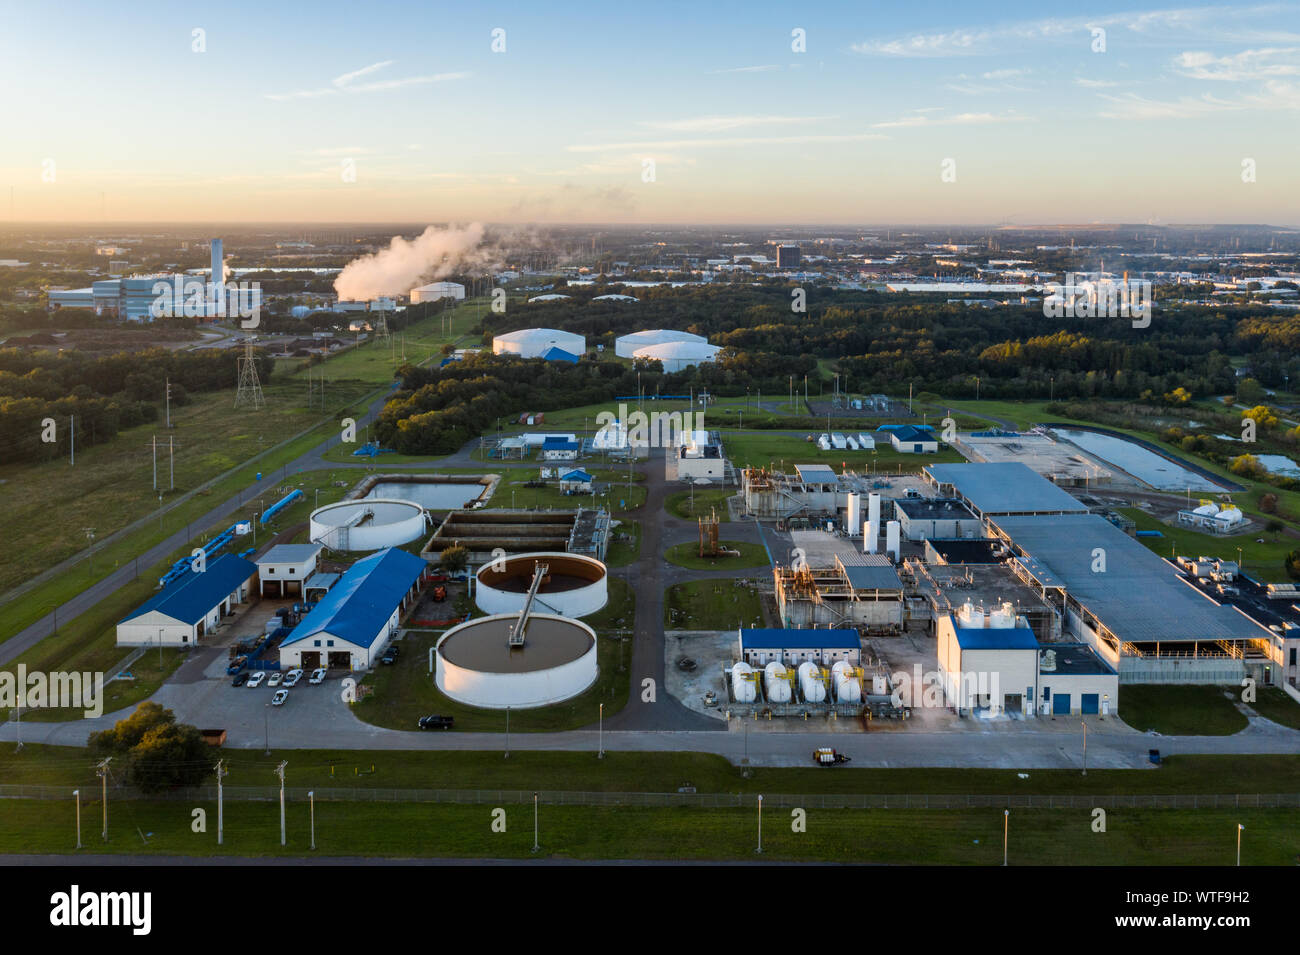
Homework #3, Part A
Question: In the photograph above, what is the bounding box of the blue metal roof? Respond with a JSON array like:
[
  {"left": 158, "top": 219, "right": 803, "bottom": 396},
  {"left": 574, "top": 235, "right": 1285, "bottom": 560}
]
[
  {"left": 740, "top": 628, "right": 860, "bottom": 650},
  {"left": 542, "top": 437, "right": 580, "bottom": 450},
  {"left": 951, "top": 624, "right": 1040, "bottom": 651},
  {"left": 541, "top": 346, "right": 579, "bottom": 363},
  {"left": 281, "top": 548, "right": 425, "bottom": 651},
  {"left": 121, "top": 554, "right": 257, "bottom": 625},
  {"left": 891, "top": 426, "right": 936, "bottom": 442},
  {"left": 560, "top": 468, "right": 592, "bottom": 481}
]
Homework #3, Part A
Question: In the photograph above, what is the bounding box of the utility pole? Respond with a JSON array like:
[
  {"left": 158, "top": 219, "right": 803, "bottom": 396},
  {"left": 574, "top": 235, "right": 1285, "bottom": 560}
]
[
  {"left": 165, "top": 378, "right": 171, "bottom": 428},
  {"left": 755, "top": 794, "right": 763, "bottom": 854},
  {"left": 96, "top": 758, "right": 111, "bottom": 842},
  {"left": 216, "top": 759, "right": 227, "bottom": 846},
  {"left": 169, "top": 436, "right": 174, "bottom": 490},
  {"left": 70, "top": 415, "right": 74, "bottom": 466},
  {"left": 309, "top": 791, "right": 316, "bottom": 850},
  {"left": 73, "top": 789, "right": 81, "bottom": 849},
  {"left": 532, "top": 791, "right": 540, "bottom": 853},
  {"left": 276, "top": 761, "right": 287, "bottom": 847},
  {"left": 152, "top": 434, "right": 157, "bottom": 490}
]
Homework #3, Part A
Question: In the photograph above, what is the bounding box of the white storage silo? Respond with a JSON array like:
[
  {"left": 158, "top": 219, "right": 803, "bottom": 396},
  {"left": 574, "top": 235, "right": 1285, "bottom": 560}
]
[
  {"left": 764, "top": 662, "right": 792, "bottom": 703},
  {"left": 798, "top": 662, "right": 826, "bottom": 703},
  {"left": 731, "top": 662, "right": 757, "bottom": 703},
  {"left": 845, "top": 493, "right": 860, "bottom": 537},
  {"left": 866, "top": 493, "right": 881, "bottom": 554},
  {"left": 832, "top": 660, "right": 861, "bottom": 703},
  {"left": 886, "top": 520, "right": 901, "bottom": 561}
]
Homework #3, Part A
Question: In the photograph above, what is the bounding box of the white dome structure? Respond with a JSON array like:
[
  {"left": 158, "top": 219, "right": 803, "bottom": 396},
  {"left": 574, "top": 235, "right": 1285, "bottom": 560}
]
[
  {"left": 309, "top": 499, "right": 428, "bottom": 551},
  {"left": 615, "top": 328, "right": 707, "bottom": 359},
  {"left": 475, "top": 553, "right": 608, "bottom": 618},
  {"left": 631, "top": 340, "right": 723, "bottom": 372},
  {"left": 435, "top": 613, "right": 598, "bottom": 709},
  {"left": 492, "top": 327, "right": 586, "bottom": 359}
]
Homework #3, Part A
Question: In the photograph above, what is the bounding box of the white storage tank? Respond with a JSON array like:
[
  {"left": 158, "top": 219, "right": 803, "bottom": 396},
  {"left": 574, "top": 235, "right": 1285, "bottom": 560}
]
[
  {"left": 435, "top": 613, "right": 598, "bottom": 709},
  {"left": 309, "top": 499, "right": 428, "bottom": 551},
  {"left": 614, "top": 328, "right": 707, "bottom": 358},
  {"left": 731, "top": 662, "right": 757, "bottom": 703},
  {"left": 475, "top": 553, "right": 608, "bottom": 619},
  {"left": 886, "top": 520, "right": 901, "bottom": 561},
  {"left": 492, "top": 327, "right": 586, "bottom": 359},
  {"left": 845, "top": 493, "right": 860, "bottom": 537},
  {"left": 798, "top": 662, "right": 826, "bottom": 703},
  {"left": 764, "top": 662, "right": 792, "bottom": 703},
  {"left": 872, "top": 674, "right": 888, "bottom": 696},
  {"left": 832, "top": 660, "right": 861, "bottom": 703}
]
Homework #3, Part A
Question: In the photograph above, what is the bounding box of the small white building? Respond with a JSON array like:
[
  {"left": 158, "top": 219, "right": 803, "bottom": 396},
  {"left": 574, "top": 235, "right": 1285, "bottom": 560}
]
[
  {"left": 889, "top": 426, "right": 940, "bottom": 453},
  {"left": 541, "top": 437, "right": 581, "bottom": 461},
  {"left": 116, "top": 555, "right": 257, "bottom": 647},
  {"left": 256, "top": 543, "right": 322, "bottom": 598},
  {"left": 937, "top": 601, "right": 1039, "bottom": 717},
  {"left": 676, "top": 430, "right": 727, "bottom": 481}
]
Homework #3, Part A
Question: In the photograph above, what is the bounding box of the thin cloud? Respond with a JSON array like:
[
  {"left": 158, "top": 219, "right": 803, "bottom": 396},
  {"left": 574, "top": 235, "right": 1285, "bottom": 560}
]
[
  {"left": 333, "top": 60, "right": 395, "bottom": 87},
  {"left": 568, "top": 132, "right": 887, "bottom": 152},
  {"left": 1096, "top": 91, "right": 1243, "bottom": 119},
  {"left": 871, "top": 111, "right": 1031, "bottom": 128},
  {"left": 638, "top": 114, "right": 834, "bottom": 132},
  {"left": 266, "top": 62, "right": 469, "bottom": 101},
  {"left": 1173, "top": 47, "right": 1300, "bottom": 80}
]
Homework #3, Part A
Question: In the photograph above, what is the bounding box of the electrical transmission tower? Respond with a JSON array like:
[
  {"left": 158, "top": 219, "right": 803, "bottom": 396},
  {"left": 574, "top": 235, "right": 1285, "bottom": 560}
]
[{"left": 234, "top": 341, "right": 265, "bottom": 410}]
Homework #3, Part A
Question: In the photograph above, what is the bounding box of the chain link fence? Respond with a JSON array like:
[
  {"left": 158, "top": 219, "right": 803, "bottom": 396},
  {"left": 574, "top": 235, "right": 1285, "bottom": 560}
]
[{"left": 3, "top": 784, "right": 1297, "bottom": 811}]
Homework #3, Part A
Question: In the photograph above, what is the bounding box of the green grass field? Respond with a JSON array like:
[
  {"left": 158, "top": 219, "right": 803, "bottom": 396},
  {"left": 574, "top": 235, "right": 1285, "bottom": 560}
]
[
  {"left": 1119, "top": 685, "right": 1249, "bottom": 735},
  {"left": 720, "top": 432, "right": 965, "bottom": 472},
  {"left": 663, "top": 540, "right": 770, "bottom": 570},
  {"left": 0, "top": 798, "right": 1293, "bottom": 864},
  {"left": 1121, "top": 507, "right": 1296, "bottom": 582},
  {"left": 666, "top": 487, "right": 735, "bottom": 521},
  {"left": 1249, "top": 686, "right": 1300, "bottom": 729},
  {"left": 583, "top": 576, "right": 634, "bottom": 634},
  {"left": 665, "top": 579, "right": 765, "bottom": 630},
  {"left": 604, "top": 519, "right": 640, "bottom": 568}
]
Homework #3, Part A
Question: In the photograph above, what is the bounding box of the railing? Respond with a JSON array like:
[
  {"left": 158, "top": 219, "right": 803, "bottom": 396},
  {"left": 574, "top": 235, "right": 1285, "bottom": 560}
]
[{"left": 3, "top": 784, "right": 1298, "bottom": 811}]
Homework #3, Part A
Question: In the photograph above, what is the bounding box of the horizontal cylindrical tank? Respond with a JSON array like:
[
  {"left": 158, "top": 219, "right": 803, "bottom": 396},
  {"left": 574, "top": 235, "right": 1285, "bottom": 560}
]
[
  {"left": 731, "top": 662, "right": 757, "bottom": 703},
  {"left": 832, "top": 660, "right": 861, "bottom": 703},
  {"left": 798, "top": 662, "right": 826, "bottom": 703},
  {"left": 764, "top": 662, "right": 792, "bottom": 703},
  {"left": 475, "top": 553, "right": 608, "bottom": 618}
]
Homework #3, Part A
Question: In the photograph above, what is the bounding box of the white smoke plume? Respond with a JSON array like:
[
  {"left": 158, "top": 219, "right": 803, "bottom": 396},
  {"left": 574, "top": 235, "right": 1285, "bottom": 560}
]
[{"left": 333, "top": 223, "right": 493, "bottom": 301}]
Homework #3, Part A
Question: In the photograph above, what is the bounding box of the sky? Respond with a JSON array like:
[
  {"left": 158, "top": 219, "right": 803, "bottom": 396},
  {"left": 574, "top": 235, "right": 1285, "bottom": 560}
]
[{"left": 2, "top": 0, "right": 1298, "bottom": 225}]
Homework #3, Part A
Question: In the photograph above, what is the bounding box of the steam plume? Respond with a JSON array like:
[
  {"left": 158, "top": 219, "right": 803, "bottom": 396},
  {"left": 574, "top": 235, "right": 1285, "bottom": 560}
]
[{"left": 333, "top": 223, "right": 489, "bottom": 300}]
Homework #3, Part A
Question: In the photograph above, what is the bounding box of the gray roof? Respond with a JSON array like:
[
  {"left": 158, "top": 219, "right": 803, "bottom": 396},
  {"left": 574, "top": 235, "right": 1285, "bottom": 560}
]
[
  {"left": 836, "top": 554, "right": 902, "bottom": 590},
  {"left": 926, "top": 462, "right": 1088, "bottom": 515},
  {"left": 257, "top": 543, "right": 322, "bottom": 566},
  {"left": 993, "top": 514, "right": 1274, "bottom": 645},
  {"left": 794, "top": 464, "right": 837, "bottom": 483}
]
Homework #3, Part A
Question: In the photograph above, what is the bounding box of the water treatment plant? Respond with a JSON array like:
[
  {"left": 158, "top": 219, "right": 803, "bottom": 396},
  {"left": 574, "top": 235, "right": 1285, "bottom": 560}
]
[{"left": 475, "top": 552, "right": 609, "bottom": 618}]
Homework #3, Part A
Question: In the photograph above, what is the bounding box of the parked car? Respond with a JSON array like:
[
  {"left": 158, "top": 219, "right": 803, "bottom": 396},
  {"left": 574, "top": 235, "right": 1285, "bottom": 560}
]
[
  {"left": 380, "top": 646, "right": 398, "bottom": 665},
  {"left": 418, "top": 715, "right": 455, "bottom": 730},
  {"left": 282, "top": 669, "right": 303, "bottom": 687},
  {"left": 267, "top": 671, "right": 284, "bottom": 687},
  {"left": 309, "top": 668, "right": 328, "bottom": 684},
  {"left": 231, "top": 672, "right": 250, "bottom": 687},
  {"left": 271, "top": 689, "right": 289, "bottom": 706},
  {"left": 246, "top": 671, "right": 266, "bottom": 688}
]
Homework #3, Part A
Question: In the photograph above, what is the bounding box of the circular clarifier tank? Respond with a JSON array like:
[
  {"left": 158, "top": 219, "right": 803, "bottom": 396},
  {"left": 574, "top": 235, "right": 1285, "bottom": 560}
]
[
  {"left": 435, "top": 613, "right": 598, "bottom": 709},
  {"left": 309, "top": 498, "right": 428, "bottom": 551},
  {"left": 475, "top": 552, "right": 608, "bottom": 618}
]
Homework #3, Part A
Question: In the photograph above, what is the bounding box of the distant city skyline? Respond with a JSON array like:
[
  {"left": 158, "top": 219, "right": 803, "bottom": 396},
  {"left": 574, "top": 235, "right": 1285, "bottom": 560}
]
[{"left": 3, "top": 0, "right": 1298, "bottom": 224}]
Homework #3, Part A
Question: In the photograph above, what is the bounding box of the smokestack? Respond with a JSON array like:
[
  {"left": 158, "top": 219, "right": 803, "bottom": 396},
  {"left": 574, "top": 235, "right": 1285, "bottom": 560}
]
[
  {"left": 886, "top": 521, "right": 901, "bottom": 562},
  {"left": 845, "top": 493, "right": 860, "bottom": 537}
]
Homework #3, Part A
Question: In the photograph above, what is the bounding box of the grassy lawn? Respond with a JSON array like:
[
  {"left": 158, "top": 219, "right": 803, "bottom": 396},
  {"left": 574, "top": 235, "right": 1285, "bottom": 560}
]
[
  {"left": 1249, "top": 686, "right": 1300, "bottom": 730},
  {"left": 6, "top": 745, "right": 1300, "bottom": 795},
  {"left": 0, "top": 798, "right": 1295, "bottom": 863},
  {"left": 663, "top": 540, "right": 770, "bottom": 570},
  {"left": 494, "top": 468, "right": 645, "bottom": 512},
  {"left": 666, "top": 487, "right": 736, "bottom": 521},
  {"left": 665, "top": 579, "right": 764, "bottom": 630},
  {"left": 720, "top": 432, "right": 964, "bottom": 472},
  {"left": 351, "top": 630, "right": 631, "bottom": 733},
  {"left": 583, "top": 576, "right": 634, "bottom": 634},
  {"left": 604, "top": 519, "right": 640, "bottom": 568},
  {"left": 1120, "top": 506, "right": 1296, "bottom": 581},
  {"left": 1119, "top": 685, "right": 1249, "bottom": 735}
]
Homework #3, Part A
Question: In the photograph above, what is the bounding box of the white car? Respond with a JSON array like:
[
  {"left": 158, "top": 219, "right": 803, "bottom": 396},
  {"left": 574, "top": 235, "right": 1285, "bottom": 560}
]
[
  {"left": 271, "top": 689, "right": 289, "bottom": 706},
  {"left": 267, "top": 671, "right": 284, "bottom": 687},
  {"left": 282, "top": 669, "right": 303, "bottom": 687},
  {"left": 246, "top": 671, "right": 266, "bottom": 688},
  {"left": 309, "top": 668, "right": 328, "bottom": 685}
]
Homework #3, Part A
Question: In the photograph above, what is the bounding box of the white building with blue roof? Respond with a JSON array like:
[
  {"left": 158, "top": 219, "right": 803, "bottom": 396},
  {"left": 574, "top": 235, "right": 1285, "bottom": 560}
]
[
  {"left": 937, "top": 600, "right": 1040, "bottom": 717},
  {"left": 738, "top": 628, "right": 861, "bottom": 667},
  {"left": 116, "top": 554, "right": 257, "bottom": 647},
  {"left": 278, "top": 547, "right": 426, "bottom": 671}
]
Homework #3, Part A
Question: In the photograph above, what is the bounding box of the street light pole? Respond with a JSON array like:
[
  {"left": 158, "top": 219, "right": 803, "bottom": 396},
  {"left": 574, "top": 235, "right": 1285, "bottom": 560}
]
[
  {"left": 532, "top": 792, "right": 540, "bottom": 853},
  {"left": 264, "top": 703, "right": 271, "bottom": 756},
  {"left": 504, "top": 706, "right": 510, "bottom": 759},
  {"left": 309, "top": 791, "right": 316, "bottom": 850},
  {"left": 1237, "top": 823, "right": 1244, "bottom": 866},
  {"left": 755, "top": 794, "right": 763, "bottom": 854},
  {"left": 276, "top": 761, "right": 287, "bottom": 847},
  {"left": 73, "top": 789, "right": 81, "bottom": 849},
  {"left": 598, "top": 702, "right": 605, "bottom": 759}
]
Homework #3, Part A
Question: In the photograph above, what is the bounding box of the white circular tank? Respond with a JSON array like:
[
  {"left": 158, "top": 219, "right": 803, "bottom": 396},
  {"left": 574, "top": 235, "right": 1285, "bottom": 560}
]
[
  {"left": 798, "top": 662, "right": 826, "bottom": 703},
  {"left": 614, "top": 328, "right": 707, "bottom": 359},
  {"left": 731, "top": 662, "right": 756, "bottom": 703},
  {"left": 309, "top": 498, "right": 428, "bottom": 551},
  {"left": 832, "top": 660, "right": 861, "bottom": 703},
  {"left": 492, "top": 327, "right": 585, "bottom": 359},
  {"left": 435, "top": 613, "right": 598, "bottom": 709},
  {"left": 475, "top": 553, "right": 608, "bottom": 618},
  {"left": 764, "top": 662, "right": 792, "bottom": 703},
  {"left": 631, "top": 340, "right": 722, "bottom": 372}
]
